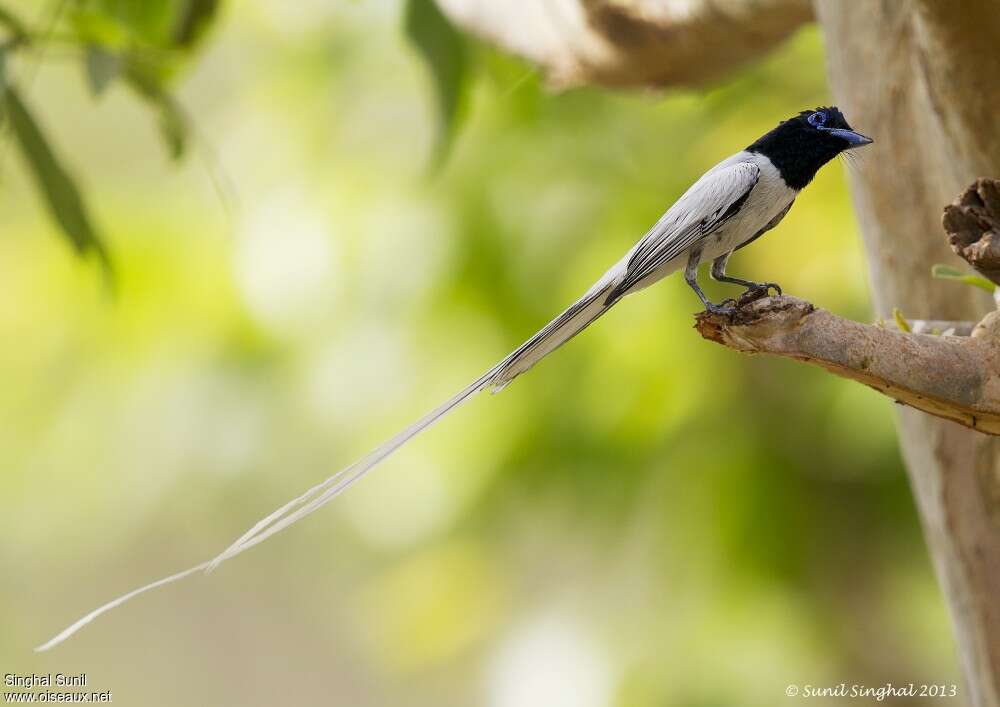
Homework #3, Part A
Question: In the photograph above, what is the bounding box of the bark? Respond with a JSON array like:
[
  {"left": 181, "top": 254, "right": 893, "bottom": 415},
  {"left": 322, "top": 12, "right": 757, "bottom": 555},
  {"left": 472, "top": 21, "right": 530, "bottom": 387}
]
[
  {"left": 815, "top": 3, "right": 1000, "bottom": 704},
  {"left": 435, "top": 0, "right": 813, "bottom": 88},
  {"left": 696, "top": 295, "right": 1000, "bottom": 434},
  {"left": 946, "top": 179, "right": 1000, "bottom": 287}
]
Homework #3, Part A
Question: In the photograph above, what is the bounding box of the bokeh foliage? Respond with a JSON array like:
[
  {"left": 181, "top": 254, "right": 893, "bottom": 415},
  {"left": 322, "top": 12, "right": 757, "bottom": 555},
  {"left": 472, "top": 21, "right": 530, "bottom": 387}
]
[
  {"left": 403, "top": 0, "right": 468, "bottom": 166},
  {"left": 0, "top": 2, "right": 961, "bottom": 706},
  {"left": 0, "top": 0, "right": 220, "bottom": 268}
]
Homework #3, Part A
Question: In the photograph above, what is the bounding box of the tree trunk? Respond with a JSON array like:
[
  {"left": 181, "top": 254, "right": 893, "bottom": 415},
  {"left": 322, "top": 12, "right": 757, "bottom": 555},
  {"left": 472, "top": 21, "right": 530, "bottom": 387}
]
[{"left": 815, "top": 1, "right": 1000, "bottom": 704}]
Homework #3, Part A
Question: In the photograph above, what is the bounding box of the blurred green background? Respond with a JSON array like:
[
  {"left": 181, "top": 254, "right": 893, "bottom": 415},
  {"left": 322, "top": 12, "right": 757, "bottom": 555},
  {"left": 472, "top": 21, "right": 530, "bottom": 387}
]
[{"left": 0, "top": 1, "right": 962, "bottom": 705}]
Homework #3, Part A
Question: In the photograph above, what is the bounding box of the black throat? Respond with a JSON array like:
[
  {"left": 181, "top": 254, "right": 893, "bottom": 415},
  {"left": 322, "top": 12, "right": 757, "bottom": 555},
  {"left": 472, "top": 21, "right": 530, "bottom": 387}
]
[{"left": 746, "top": 125, "right": 842, "bottom": 191}]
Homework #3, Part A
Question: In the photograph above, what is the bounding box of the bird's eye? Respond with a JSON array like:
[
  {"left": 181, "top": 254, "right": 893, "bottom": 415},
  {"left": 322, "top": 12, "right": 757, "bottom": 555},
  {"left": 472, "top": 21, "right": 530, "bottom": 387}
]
[{"left": 807, "top": 111, "right": 827, "bottom": 128}]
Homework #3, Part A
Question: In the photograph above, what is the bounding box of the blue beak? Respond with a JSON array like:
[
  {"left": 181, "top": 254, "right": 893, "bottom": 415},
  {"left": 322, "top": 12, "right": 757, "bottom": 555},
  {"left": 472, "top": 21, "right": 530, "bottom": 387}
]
[{"left": 826, "top": 128, "right": 873, "bottom": 148}]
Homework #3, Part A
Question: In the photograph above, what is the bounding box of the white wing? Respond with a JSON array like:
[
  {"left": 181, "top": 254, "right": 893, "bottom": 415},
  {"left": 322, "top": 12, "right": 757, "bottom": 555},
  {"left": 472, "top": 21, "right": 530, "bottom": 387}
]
[{"left": 609, "top": 161, "right": 760, "bottom": 300}]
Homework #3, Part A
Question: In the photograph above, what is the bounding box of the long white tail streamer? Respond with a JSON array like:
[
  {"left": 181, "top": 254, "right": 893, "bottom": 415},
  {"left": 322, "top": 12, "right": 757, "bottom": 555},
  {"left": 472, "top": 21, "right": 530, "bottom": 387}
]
[
  {"left": 205, "top": 369, "right": 498, "bottom": 569},
  {"left": 34, "top": 563, "right": 209, "bottom": 652},
  {"left": 36, "top": 276, "right": 618, "bottom": 652},
  {"left": 35, "top": 370, "right": 495, "bottom": 653}
]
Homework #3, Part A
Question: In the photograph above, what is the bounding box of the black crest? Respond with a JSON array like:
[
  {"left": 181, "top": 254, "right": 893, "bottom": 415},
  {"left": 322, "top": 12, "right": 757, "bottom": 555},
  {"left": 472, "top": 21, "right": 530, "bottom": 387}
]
[{"left": 747, "top": 106, "right": 865, "bottom": 190}]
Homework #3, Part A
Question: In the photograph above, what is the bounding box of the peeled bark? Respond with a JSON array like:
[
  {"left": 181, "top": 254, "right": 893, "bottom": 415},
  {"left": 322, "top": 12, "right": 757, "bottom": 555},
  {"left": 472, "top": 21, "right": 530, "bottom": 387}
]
[{"left": 946, "top": 179, "right": 1000, "bottom": 287}]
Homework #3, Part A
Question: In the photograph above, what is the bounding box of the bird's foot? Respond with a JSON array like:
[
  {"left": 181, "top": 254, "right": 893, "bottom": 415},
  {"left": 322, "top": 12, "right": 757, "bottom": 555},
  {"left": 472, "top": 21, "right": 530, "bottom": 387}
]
[
  {"left": 737, "top": 282, "right": 782, "bottom": 307},
  {"left": 703, "top": 299, "right": 738, "bottom": 316}
]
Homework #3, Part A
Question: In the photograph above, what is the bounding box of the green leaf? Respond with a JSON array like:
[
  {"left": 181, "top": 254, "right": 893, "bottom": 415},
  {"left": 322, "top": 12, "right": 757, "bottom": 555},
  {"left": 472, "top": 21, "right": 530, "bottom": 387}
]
[
  {"left": 932, "top": 264, "right": 965, "bottom": 278},
  {"left": 892, "top": 307, "right": 911, "bottom": 333},
  {"left": 404, "top": 0, "right": 469, "bottom": 166},
  {"left": 152, "top": 91, "right": 187, "bottom": 159},
  {"left": 69, "top": 8, "right": 132, "bottom": 50},
  {"left": 85, "top": 46, "right": 122, "bottom": 96},
  {"left": 931, "top": 263, "right": 997, "bottom": 292},
  {"left": 71, "top": 1, "right": 221, "bottom": 97},
  {"left": 72, "top": 0, "right": 221, "bottom": 54},
  {"left": 172, "top": 0, "right": 221, "bottom": 48},
  {"left": 74, "top": 0, "right": 176, "bottom": 48},
  {"left": 0, "top": 4, "right": 28, "bottom": 43},
  {"left": 2, "top": 85, "right": 112, "bottom": 269},
  {"left": 123, "top": 66, "right": 188, "bottom": 159}
]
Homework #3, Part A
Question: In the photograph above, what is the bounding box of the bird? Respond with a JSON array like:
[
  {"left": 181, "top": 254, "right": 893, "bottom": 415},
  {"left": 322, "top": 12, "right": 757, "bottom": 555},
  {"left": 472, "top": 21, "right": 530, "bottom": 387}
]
[{"left": 37, "top": 106, "right": 872, "bottom": 651}]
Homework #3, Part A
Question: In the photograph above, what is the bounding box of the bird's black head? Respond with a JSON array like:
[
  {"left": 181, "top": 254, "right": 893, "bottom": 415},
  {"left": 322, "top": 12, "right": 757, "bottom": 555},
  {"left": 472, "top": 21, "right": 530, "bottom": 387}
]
[{"left": 747, "top": 107, "right": 872, "bottom": 190}]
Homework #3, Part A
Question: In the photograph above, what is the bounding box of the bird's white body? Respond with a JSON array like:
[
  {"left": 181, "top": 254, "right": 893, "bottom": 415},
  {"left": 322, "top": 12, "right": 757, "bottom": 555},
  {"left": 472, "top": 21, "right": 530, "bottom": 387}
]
[
  {"left": 615, "top": 150, "right": 797, "bottom": 293},
  {"left": 489, "top": 150, "right": 797, "bottom": 386}
]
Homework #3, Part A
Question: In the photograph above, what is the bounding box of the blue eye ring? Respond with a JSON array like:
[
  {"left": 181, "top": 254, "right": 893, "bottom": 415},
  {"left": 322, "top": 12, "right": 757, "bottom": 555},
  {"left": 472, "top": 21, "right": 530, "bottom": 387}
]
[{"left": 807, "top": 111, "right": 827, "bottom": 128}]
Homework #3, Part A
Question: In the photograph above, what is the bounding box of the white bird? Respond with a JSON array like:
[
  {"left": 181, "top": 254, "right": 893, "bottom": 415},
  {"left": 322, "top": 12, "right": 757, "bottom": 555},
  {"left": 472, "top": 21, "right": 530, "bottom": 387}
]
[{"left": 37, "top": 106, "right": 872, "bottom": 651}]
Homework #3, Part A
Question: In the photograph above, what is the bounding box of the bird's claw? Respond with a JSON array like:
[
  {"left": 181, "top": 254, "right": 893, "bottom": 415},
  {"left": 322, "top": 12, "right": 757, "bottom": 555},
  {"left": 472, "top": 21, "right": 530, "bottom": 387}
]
[
  {"left": 737, "top": 282, "right": 782, "bottom": 306},
  {"left": 703, "top": 300, "right": 737, "bottom": 316}
]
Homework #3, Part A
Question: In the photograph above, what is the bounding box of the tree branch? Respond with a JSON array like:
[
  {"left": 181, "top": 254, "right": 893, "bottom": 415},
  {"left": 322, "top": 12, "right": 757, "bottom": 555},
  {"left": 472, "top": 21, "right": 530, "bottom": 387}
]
[
  {"left": 695, "top": 295, "right": 1000, "bottom": 434},
  {"left": 435, "top": 0, "right": 813, "bottom": 89}
]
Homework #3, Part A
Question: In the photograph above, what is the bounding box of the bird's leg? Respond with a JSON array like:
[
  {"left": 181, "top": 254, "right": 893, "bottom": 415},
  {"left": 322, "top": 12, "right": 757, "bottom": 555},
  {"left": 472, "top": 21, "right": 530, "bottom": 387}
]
[
  {"left": 686, "top": 247, "right": 736, "bottom": 315},
  {"left": 710, "top": 252, "right": 782, "bottom": 304}
]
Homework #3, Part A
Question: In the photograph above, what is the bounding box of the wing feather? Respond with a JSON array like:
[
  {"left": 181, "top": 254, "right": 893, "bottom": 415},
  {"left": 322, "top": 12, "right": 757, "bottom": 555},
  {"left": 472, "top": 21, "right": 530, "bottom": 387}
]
[{"left": 609, "top": 162, "right": 760, "bottom": 300}]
